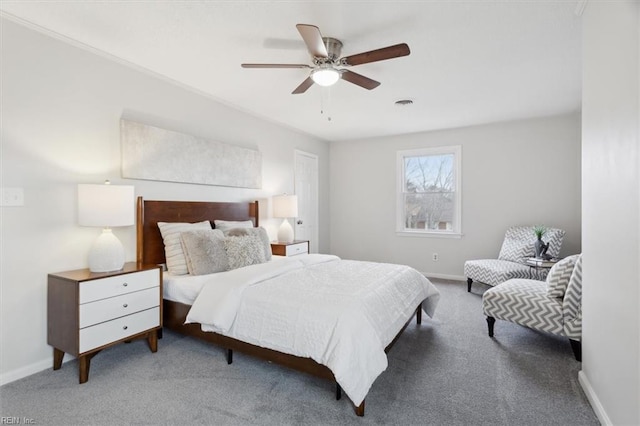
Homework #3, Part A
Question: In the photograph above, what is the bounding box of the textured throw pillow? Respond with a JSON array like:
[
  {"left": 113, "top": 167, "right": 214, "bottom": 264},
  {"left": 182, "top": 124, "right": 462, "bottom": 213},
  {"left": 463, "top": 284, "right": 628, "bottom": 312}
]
[
  {"left": 158, "top": 221, "right": 211, "bottom": 275},
  {"left": 213, "top": 220, "right": 253, "bottom": 231},
  {"left": 180, "top": 229, "right": 228, "bottom": 275},
  {"left": 224, "top": 235, "right": 266, "bottom": 270},
  {"left": 224, "top": 227, "right": 272, "bottom": 261},
  {"left": 547, "top": 254, "right": 580, "bottom": 298}
]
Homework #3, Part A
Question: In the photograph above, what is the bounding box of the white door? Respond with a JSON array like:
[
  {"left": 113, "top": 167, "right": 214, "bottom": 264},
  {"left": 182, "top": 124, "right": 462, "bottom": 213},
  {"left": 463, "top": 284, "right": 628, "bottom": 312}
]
[{"left": 294, "top": 150, "right": 319, "bottom": 253}]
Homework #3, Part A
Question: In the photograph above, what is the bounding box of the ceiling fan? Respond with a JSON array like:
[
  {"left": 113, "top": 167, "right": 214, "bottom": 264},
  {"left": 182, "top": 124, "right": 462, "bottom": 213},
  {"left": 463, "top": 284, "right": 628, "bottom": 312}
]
[{"left": 241, "top": 24, "right": 410, "bottom": 94}]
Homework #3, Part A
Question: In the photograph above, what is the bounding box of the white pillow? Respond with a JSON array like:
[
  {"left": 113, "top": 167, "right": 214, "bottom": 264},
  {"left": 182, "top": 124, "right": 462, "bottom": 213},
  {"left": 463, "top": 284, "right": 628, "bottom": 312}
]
[
  {"left": 158, "top": 221, "right": 211, "bottom": 275},
  {"left": 180, "top": 229, "right": 228, "bottom": 275},
  {"left": 224, "top": 235, "right": 266, "bottom": 270},
  {"left": 213, "top": 220, "right": 253, "bottom": 231}
]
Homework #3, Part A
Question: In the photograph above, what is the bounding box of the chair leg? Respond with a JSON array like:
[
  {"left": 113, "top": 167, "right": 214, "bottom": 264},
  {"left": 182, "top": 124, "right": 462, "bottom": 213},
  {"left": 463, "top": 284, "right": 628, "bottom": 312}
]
[
  {"left": 467, "top": 278, "right": 473, "bottom": 292},
  {"left": 570, "top": 339, "right": 582, "bottom": 362},
  {"left": 486, "top": 316, "right": 496, "bottom": 337}
]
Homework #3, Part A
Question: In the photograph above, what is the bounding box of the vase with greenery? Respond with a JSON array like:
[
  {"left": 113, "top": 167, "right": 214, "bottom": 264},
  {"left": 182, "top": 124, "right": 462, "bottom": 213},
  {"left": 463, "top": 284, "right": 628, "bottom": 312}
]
[{"left": 533, "top": 225, "right": 549, "bottom": 258}]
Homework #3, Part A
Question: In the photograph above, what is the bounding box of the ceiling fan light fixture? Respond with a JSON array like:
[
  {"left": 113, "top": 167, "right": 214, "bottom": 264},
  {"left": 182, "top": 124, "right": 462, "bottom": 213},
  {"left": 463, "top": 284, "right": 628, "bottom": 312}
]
[{"left": 311, "top": 68, "right": 340, "bottom": 87}]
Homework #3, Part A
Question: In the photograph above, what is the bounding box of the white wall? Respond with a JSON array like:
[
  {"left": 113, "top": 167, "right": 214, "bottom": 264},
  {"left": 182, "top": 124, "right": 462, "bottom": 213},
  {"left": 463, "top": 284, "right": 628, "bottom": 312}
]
[
  {"left": 0, "top": 19, "right": 330, "bottom": 383},
  {"left": 329, "top": 114, "right": 582, "bottom": 278},
  {"left": 580, "top": 2, "right": 640, "bottom": 425}
]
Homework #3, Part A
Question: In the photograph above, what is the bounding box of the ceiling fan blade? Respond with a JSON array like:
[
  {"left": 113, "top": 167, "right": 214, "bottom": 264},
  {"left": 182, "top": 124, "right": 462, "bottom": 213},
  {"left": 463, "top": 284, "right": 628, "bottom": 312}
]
[
  {"left": 241, "top": 63, "right": 311, "bottom": 69},
  {"left": 296, "top": 24, "right": 328, "bottom": 58},
  {"left": 341, "top": 70, "right": 381, "bottom": 90},
  {"left": 292, "top": 77, "right": 314, "bottom": 95},
  {"left": 341, "top": 43, "right": 410, "bottom": 66}
]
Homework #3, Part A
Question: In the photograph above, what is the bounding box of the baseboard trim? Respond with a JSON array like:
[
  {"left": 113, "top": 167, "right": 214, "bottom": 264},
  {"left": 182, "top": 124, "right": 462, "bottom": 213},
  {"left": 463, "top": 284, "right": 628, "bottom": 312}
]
[
  {"left": 1, "top": 354, "right": 74, "bottom": 386},
  {"left": 578, "top": 370, "right": 612, "bottom": 425},
  {"left": 422, "top": 272, "right": 466, "bottom": 282}
]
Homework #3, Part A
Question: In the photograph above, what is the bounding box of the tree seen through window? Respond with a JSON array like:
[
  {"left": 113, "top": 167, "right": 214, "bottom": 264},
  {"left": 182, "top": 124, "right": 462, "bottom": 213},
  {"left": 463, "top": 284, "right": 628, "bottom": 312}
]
[{"left": 403, "top": 154, "right": 455, "bottom": 231}]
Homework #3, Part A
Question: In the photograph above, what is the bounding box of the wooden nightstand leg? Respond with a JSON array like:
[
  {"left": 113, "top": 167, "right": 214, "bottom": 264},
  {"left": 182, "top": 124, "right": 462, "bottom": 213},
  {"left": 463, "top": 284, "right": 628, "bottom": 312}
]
[
  {"left": 53, "top": 348, "right": 64, "bottom": 370},
  {"left": 79, "top": 355, "right": 90, "bottom": 384},
  {"left": 147, "top": 331, "right": 158, "bottom": 353},
  {"left": 78, "top": 351, "right": 100, "bottom": 384}
]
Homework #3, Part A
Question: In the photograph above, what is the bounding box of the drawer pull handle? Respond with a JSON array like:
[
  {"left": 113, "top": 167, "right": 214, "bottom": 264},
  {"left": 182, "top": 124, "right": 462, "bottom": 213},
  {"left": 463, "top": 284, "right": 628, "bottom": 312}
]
[
  {"left": 123, "top": 326, "right": 128, "bottom": 330},
  {"left": 122, "top": 283, "right": 128, "bottom": 287},
  {"left": 123, "top": 304, "right": 128, "bottom": 308}
]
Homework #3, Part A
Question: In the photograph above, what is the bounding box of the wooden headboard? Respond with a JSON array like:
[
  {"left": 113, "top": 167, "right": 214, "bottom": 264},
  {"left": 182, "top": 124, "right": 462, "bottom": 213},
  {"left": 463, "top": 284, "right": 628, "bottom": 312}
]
[{"left": 136, "top": 197, "right": 259, "bottom": 266}]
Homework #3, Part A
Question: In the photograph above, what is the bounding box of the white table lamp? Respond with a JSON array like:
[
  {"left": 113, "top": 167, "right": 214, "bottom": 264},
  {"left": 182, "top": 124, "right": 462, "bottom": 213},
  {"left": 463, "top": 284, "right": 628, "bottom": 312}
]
[
  {"left": 78, "top": 182, "right": 134, "bottom": 272},
  {"left": 272, "top": 194, "right": 298, "bottom": 243}
]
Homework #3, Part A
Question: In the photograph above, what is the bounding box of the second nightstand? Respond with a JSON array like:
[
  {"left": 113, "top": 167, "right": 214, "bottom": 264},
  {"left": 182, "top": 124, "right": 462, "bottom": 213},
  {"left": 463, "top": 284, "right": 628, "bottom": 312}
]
[{"left": 271, "top": 240, "right": 309, "bottom": 257}]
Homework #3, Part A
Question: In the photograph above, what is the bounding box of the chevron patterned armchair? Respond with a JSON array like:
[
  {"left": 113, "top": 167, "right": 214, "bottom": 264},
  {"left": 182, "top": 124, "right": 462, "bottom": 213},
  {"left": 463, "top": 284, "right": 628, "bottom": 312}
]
[
  {"left": 482, "top": 254, "right": 583, "bottom": 361},
  {"left": 464, "top": 226, "right": 565, "bottom": 292}
]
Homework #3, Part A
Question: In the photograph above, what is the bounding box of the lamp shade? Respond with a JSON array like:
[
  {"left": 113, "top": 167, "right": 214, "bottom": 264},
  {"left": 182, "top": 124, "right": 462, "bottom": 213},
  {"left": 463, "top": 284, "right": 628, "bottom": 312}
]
[
  {"left": 78, "top": 184, "right": 134, "bottom": 227},
  {"left": 272, "top": 194, "right": 298, "bottom": 218}
]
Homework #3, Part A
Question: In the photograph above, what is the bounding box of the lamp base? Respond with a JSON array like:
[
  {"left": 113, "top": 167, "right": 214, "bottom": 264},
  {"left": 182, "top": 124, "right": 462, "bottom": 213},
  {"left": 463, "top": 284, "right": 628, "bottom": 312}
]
[
  {"left": 277, "top": 219, "right": 294, "bottom": 243},
  {"left": 88, "top": 228, "right": 125, "bottom": 273}
]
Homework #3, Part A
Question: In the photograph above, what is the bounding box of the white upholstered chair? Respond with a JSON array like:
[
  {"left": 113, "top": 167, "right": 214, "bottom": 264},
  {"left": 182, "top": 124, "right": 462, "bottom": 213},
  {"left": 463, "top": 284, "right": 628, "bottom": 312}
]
[
  {"left": 482, "top": 254, "right": 583, "bottom": 361},
  {"left": 464, "top": 226, "right": 565, "bottom": 292}
]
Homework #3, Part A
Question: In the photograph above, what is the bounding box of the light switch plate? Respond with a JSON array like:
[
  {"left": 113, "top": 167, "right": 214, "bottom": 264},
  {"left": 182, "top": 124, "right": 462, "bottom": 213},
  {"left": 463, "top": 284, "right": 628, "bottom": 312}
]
[{"left": 1, "top": 188, "right": 24, "bottom": 207}]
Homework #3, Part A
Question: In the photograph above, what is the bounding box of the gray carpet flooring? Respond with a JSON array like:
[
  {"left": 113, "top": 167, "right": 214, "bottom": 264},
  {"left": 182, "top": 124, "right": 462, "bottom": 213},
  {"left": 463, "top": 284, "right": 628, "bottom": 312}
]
[{"left": 0, "top": 280, "right": 598, "bottom": 425}]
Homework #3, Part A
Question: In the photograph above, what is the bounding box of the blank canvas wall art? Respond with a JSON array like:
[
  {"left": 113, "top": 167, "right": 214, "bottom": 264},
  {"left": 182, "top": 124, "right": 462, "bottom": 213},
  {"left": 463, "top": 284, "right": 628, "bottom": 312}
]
[{"left": 121, "top": 119, "right": 262, "bottom": 189}]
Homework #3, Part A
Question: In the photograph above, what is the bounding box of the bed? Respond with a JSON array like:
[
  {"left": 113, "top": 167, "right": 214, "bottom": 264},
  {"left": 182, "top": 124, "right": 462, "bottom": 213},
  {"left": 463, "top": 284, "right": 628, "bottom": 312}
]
[{"left": 136, "top": 197, "right": 440, "bottom": 416}]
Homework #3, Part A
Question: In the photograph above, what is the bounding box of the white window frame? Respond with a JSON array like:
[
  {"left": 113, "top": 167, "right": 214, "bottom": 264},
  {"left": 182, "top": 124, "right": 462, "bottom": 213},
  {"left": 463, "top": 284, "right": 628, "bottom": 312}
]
[{"left": 396, "top": 145, "right": 462, "bottom": 238}]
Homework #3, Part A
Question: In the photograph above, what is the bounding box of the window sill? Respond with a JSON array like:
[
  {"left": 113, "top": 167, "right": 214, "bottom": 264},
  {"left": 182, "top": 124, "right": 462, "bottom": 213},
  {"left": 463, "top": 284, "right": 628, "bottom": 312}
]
[{"left": 396, "top": 230, "right": 463, "bottom": 239}]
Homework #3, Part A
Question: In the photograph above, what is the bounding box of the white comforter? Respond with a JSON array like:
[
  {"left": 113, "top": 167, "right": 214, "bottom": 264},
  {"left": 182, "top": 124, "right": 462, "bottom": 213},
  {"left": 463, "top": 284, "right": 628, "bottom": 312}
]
[{"left": 186, "top": 254, "right": 440, "bottom": 406}]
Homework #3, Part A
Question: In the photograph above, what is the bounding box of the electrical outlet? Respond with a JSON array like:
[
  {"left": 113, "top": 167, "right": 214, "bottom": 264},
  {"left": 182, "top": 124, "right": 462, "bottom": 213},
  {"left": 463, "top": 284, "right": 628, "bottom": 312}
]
[
  {"left": 432, "top": 253, "right": 439, "bottom": 262},
  {"left": 1, "top": 187, "right": 24, "bottom": 207}
]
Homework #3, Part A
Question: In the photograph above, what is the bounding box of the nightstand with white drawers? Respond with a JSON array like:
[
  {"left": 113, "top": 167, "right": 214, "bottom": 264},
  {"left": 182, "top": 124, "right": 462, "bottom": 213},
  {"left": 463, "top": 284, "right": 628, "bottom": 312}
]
[
  {"left": 270, "top": 240, "right": 309, "bottom": 257},
  {"left": 47, "top": 262, "right": 162, "bottom": 383}
]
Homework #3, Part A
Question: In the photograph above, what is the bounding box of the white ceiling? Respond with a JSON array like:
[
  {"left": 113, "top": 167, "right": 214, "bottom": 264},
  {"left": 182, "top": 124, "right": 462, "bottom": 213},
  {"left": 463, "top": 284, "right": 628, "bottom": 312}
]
[{"left": 0, "top": 1, "right": 582, "bottom": 142}]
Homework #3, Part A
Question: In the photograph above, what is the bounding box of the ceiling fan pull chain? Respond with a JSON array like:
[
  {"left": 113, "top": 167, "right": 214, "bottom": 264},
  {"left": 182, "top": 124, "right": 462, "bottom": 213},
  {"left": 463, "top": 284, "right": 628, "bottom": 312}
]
[
  {"left": 326, "top": 88, "right": 332, "bottom": 121},
  {"left": 320, "top": 87, "right": 332, "bottom": 121}
]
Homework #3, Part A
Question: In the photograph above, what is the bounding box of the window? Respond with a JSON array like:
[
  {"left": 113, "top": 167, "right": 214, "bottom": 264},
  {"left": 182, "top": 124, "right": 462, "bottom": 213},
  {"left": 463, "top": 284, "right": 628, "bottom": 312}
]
[{"left": 396, "top": 146, "right": 461, "bottom": 237}]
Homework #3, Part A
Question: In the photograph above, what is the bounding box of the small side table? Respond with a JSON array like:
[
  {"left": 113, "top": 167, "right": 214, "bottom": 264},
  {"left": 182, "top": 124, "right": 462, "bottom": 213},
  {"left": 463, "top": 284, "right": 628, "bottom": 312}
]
[
  {"left": 271, "top": 240, "right": 309, "bottom": 257},
  {"left": 47, "top": 262, "right": 162, "bottom": 383},
  {"left": 525, "top": 258, "right": 558, "bottom": 279}
]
